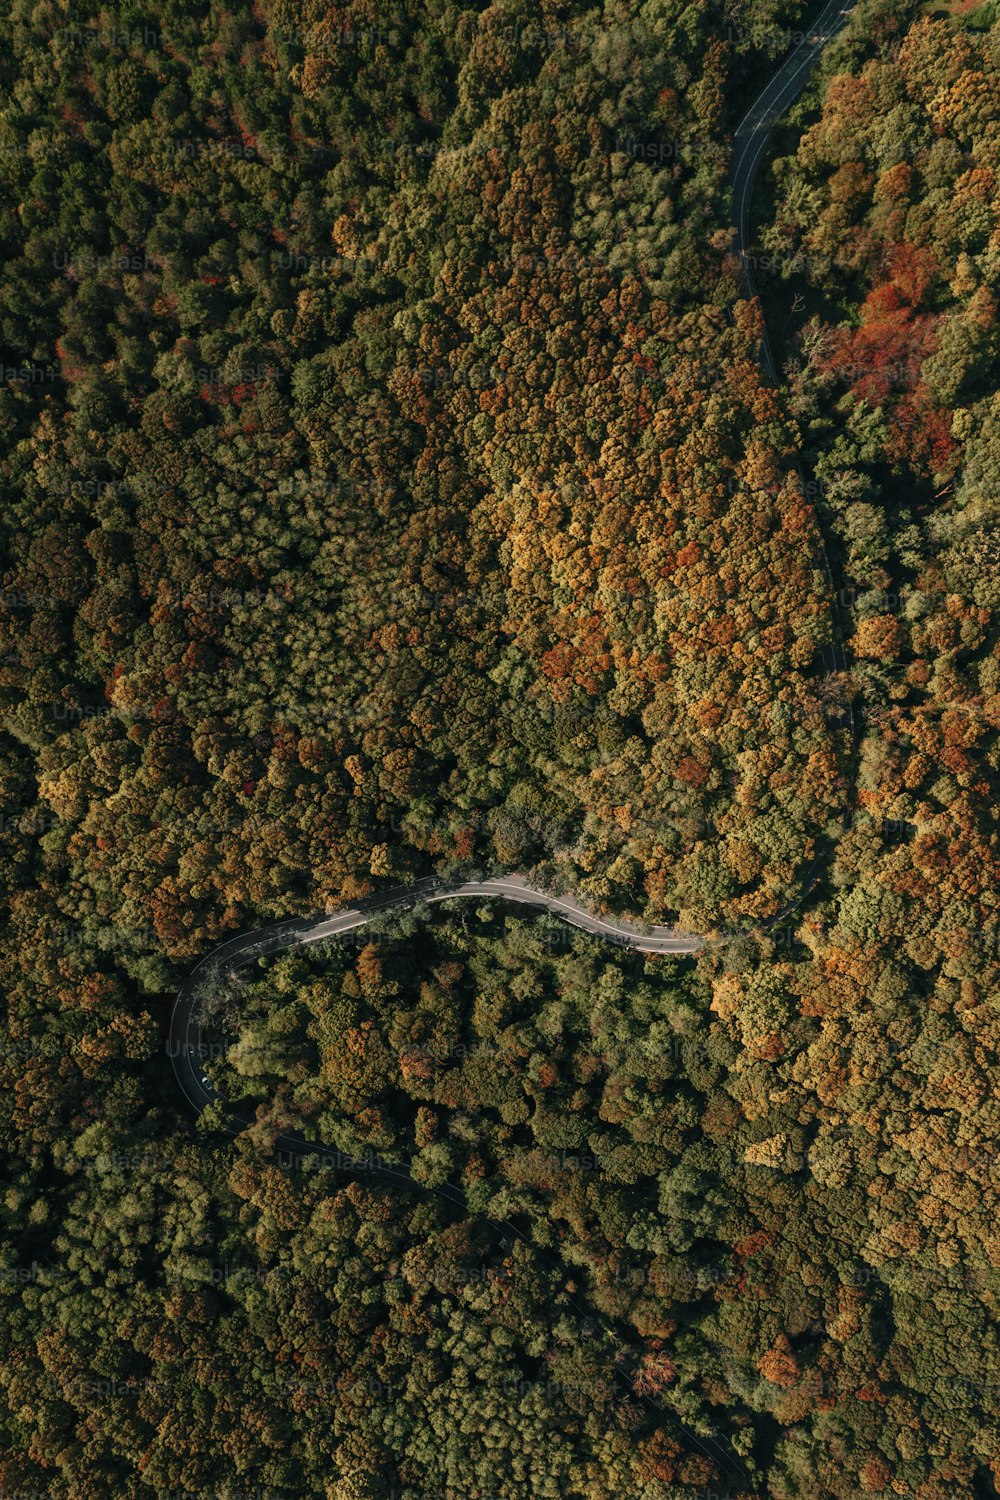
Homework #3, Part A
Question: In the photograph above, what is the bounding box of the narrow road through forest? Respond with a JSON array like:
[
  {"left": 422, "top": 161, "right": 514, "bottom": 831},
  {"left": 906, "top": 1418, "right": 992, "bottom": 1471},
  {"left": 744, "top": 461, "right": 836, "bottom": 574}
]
[
  {"left": 731, "top": 0, "right": 855, "bottom": 382},
  {"left": 171, "top": 874, "right": 699, "bottom": 1124},
  {"left": 168, "top": 4, "right": 856, "bottom": 1475},
  {"left": 171, "top": 0, "right": 857, "bottom": 1139}
]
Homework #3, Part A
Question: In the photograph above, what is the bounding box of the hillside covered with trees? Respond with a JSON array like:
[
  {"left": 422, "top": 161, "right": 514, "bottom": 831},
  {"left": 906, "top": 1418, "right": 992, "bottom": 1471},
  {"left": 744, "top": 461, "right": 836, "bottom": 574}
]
[{"left": 0, "top": 0, "right": 996, "bottom": 1496}]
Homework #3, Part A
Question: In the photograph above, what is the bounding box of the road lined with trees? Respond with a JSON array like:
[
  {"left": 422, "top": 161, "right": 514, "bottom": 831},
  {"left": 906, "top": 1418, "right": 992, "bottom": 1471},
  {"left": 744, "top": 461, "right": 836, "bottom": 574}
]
[
  {"left": 2, "top": 0, "right": 996, "bottom": 1493},
  {"left": 171, "top": 875, "right": 700, "bottom": 1121},
  {"left": 173, "top": 0, "right": 856, "bottom": 1168}
]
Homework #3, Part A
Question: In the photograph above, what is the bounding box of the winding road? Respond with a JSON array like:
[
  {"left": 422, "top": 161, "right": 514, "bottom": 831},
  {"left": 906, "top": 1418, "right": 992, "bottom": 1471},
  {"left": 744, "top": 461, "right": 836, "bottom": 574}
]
[
  {"left": 171, "top": 874, "right": 699, "bottom": 1129},
  {"left": 168, "top": 4, "right": 855, "bottom": 1474},
  {"left": 172, "top": 0, "right": 857, "bottom": 1127}
]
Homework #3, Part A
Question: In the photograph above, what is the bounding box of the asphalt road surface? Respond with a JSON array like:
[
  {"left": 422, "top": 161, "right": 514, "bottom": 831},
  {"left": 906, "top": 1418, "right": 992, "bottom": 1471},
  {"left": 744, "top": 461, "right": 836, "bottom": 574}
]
[
  {"left": 170, "top": 873, "right": 700, "bottom": 1127},
  {"left": 730, "top": 0, "right": 856, "bottom": 694},
  {"left": 731, "top": 0, "right": 856, "bottom": 381}
]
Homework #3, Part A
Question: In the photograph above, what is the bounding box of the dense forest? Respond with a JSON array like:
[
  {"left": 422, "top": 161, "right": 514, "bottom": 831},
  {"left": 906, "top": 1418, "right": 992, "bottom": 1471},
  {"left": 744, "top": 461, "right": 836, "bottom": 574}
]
[{"left": 0, "top": 0, "right": 996, "bottom": 1495}]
